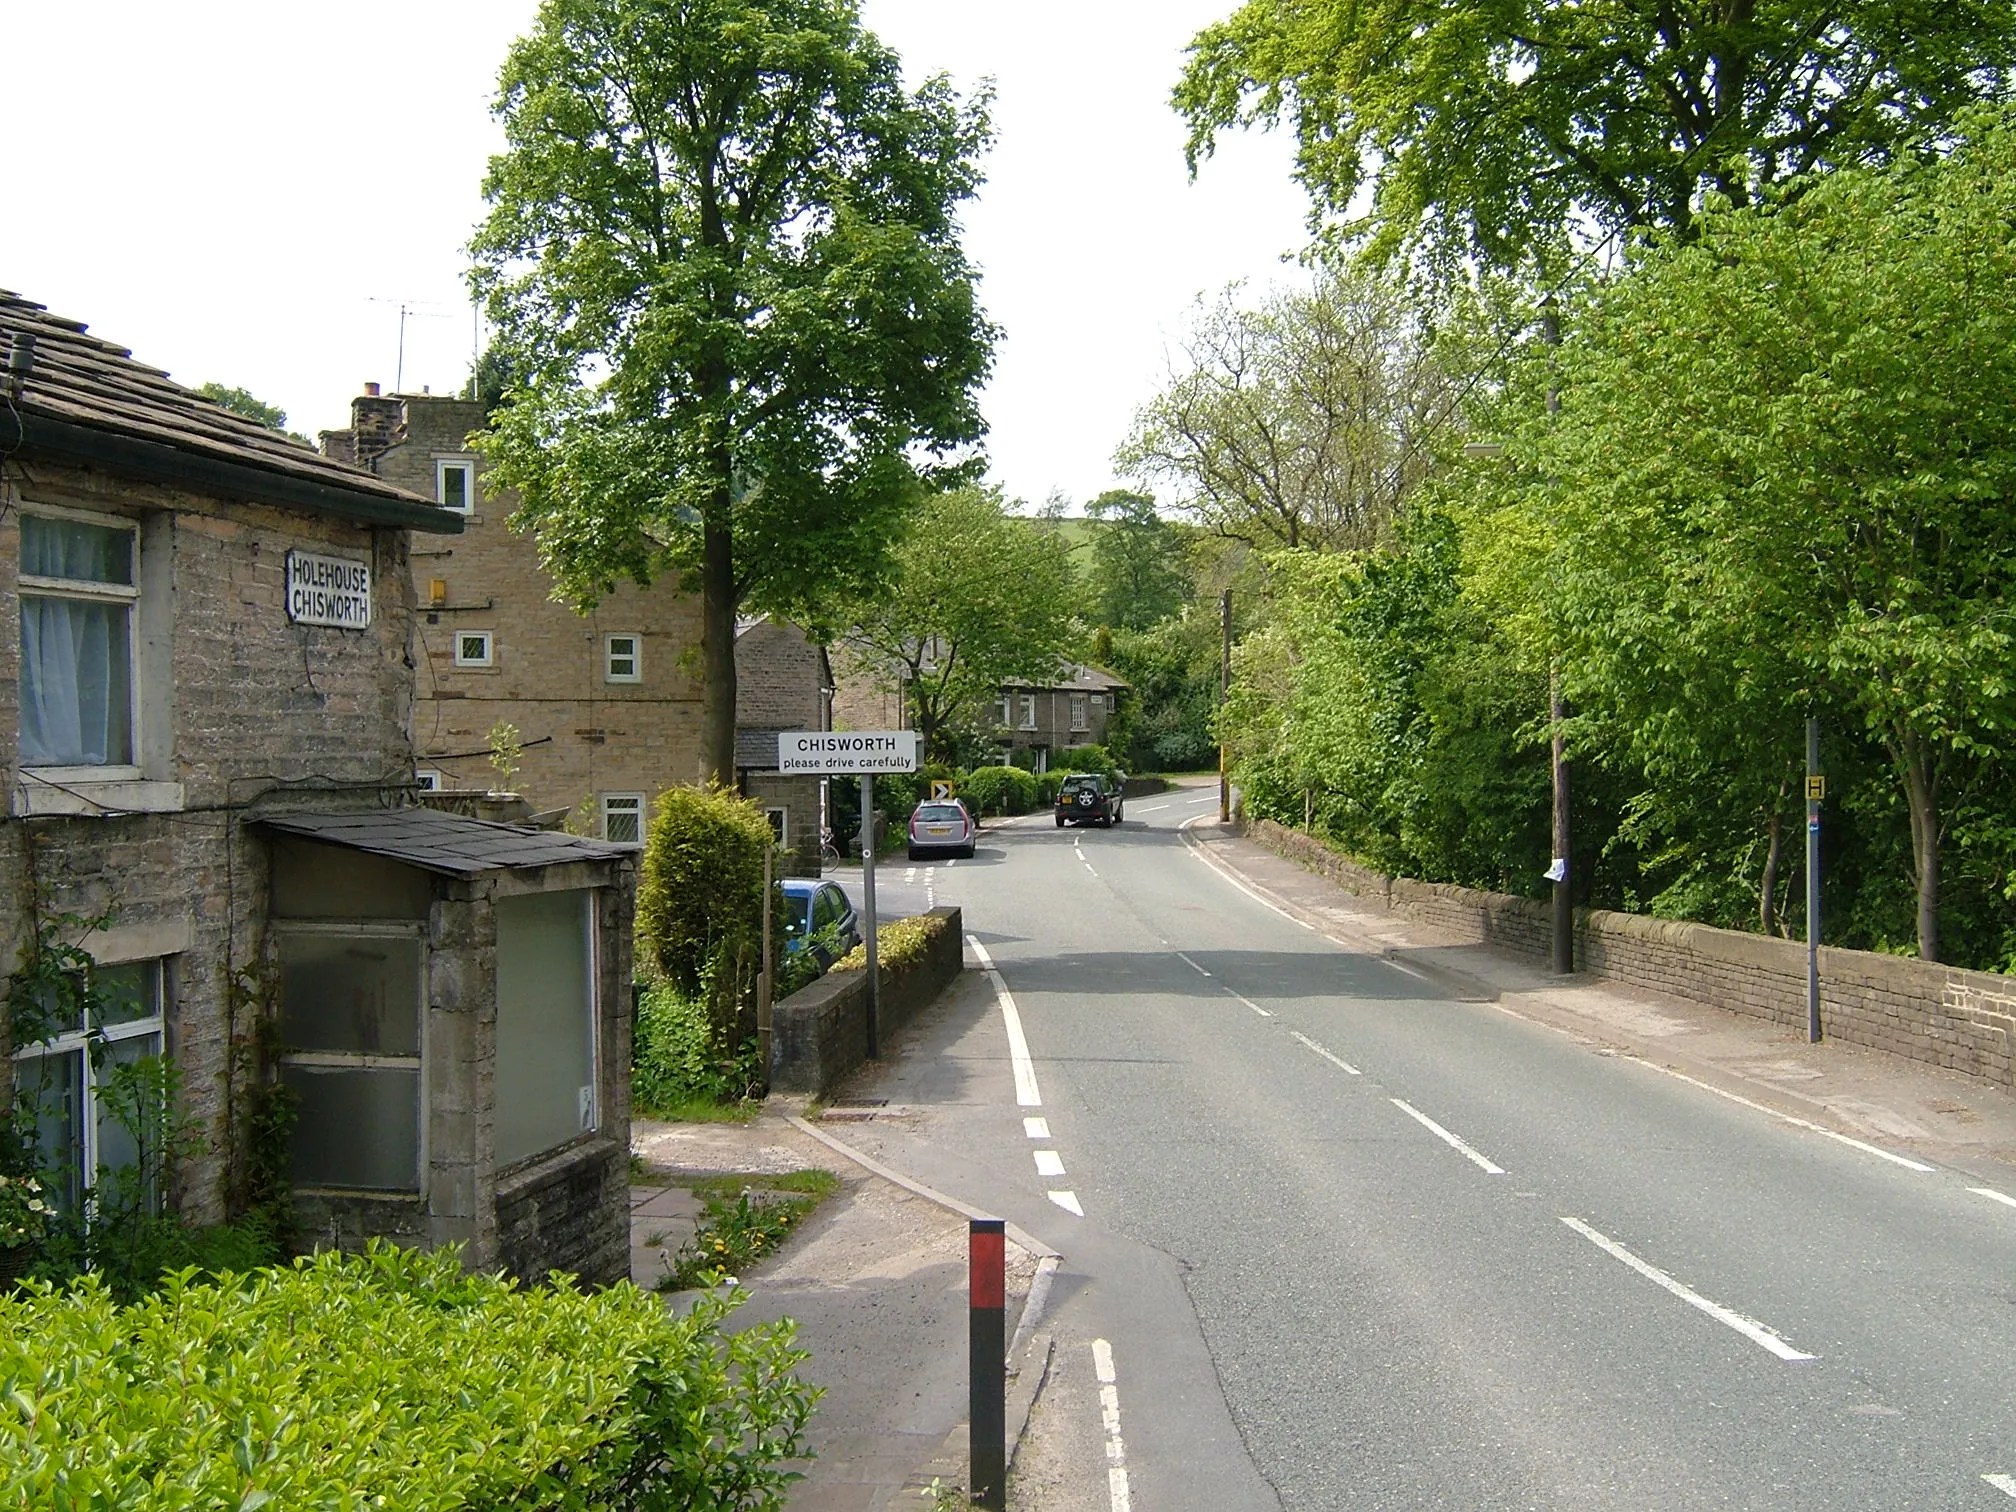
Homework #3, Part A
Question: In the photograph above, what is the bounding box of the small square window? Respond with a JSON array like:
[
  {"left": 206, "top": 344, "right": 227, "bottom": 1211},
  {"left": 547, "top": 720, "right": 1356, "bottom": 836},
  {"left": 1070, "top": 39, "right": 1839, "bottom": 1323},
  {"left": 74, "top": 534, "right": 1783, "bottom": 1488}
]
[
  {"left": 414, "top": 769, "right": 444, "bottom": 791},
  {"left": 436, "top": 459, "right": 474, "bottom": 513},
  {"left": 604, "top": 633, "right": 642, "bottom": 683},
  {"left": 602, "top": 793, "right": 644, "bottom": 845},
  {"left": 454, "top": 631, "right": 494, "bottom": 668}
]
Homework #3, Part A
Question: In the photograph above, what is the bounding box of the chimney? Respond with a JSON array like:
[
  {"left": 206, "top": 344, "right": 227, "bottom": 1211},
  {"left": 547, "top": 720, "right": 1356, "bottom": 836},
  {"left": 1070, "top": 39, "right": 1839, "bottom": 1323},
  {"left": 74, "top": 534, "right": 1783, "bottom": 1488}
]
[{"left": 350, "top": 382, "right": 406, "bottom": 462}]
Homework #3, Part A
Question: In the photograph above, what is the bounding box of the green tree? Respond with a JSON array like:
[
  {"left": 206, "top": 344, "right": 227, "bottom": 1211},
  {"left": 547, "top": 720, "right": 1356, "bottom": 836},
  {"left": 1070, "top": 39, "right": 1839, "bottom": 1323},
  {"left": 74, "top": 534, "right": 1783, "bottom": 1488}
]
[
  {"left": 835, "top": 486, "right": 1079, "bottom": 763},
  {"left": 1489, "top": 114, "right": 2016, "bottom": 960},
  {"left": 1177, "top": 0, "right": 2016, "bottom": 270},
  {"left": 471, "top": 0, "right": 996, "bottom": 783},
  {"left": 194, "top": 382, "right": 288, "bottom": 431},
  {"left": 1084, "top": 489, "right": 1190, "bottom": 631},
  {"left": 1117, "top": 268, "right": 1457, "bottom": 550}
]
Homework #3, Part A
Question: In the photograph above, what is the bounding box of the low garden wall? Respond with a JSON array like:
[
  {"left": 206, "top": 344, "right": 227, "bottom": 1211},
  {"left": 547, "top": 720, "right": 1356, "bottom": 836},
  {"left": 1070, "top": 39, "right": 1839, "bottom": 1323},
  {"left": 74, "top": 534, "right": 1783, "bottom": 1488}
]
[
  {"left": 770, "top": 906, "right": 964, "bottom": 1095},
  {"left": 1248, "top": 819, "right": 2016, "bottom": 1090}
]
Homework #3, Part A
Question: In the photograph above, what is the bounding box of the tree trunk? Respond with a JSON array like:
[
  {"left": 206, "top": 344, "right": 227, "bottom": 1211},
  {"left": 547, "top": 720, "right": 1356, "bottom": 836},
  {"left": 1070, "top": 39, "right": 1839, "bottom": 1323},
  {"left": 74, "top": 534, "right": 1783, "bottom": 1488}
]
[
  {"left": 700, "top": 506, "right": 738, "bottom": 787},
  {"left": 1898, "top": 732, "right": 1941, "bottom": 963},
  {"left": 1758, "top": 804, "right": 1783, "bottom": 937}
]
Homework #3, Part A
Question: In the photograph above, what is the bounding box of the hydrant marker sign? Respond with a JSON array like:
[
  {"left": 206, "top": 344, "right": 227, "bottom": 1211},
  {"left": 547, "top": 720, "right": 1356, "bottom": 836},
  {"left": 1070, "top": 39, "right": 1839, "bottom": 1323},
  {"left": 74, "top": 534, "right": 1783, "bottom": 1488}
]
[
  {"left": 286, "top": 550, "right": 372, "bottom": 629},
  {"left": 777, "top": 731, "right": 919, "bottom": 774}
]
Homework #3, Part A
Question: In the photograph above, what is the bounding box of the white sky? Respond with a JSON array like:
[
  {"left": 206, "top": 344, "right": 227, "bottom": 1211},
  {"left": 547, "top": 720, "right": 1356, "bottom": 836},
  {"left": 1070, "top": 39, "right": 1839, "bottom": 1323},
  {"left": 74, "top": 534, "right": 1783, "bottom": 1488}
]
[{"left": 7, "top": 2, "right": 1311, "bottom": 511}]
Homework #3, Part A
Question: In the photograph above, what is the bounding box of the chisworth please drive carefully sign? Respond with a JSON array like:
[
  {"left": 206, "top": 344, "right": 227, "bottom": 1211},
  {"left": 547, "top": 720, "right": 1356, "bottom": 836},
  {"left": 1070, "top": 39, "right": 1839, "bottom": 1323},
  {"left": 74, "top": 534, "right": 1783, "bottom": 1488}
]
[{"left": 778, "top": 731, "right": 919, "bottom": 774}]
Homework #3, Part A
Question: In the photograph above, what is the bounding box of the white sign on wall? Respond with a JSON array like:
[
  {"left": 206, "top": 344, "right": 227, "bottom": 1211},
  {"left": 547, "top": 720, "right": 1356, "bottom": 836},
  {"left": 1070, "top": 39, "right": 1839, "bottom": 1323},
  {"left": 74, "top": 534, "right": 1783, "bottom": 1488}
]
[
  {"left": 286, "top": 550, "right": 372, "bottom": 630},
  {"left": 777, "top": 730, "right": 919, "bottom": 774}
]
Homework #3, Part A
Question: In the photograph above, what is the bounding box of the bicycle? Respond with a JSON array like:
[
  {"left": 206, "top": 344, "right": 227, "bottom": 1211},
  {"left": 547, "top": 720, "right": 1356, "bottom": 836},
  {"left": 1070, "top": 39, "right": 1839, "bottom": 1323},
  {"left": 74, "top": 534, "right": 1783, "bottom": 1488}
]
[{"left": 818, "top": 827, "right": 843, "bottom": 874}]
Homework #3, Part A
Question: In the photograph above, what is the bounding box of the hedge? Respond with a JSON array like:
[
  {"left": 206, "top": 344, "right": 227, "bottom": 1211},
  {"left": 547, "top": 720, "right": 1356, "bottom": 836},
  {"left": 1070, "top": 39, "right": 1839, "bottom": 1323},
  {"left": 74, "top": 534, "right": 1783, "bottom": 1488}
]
[
  {"left": 0, "top": 1243, "right": 816, "bottom": 1510},
  {"left": 960, "top": 765, "right": 1038, "bottom": 816},
  {"left": 832, "top": 911, "right": 951, "bottom": 975}
]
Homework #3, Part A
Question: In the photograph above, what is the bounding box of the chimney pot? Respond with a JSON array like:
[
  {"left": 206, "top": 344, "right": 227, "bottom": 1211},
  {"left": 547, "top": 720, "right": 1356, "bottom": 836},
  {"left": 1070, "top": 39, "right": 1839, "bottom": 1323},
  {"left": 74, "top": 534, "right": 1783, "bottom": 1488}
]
[{"left": 364, "top": 381, "right": 381, "bottom": 397}]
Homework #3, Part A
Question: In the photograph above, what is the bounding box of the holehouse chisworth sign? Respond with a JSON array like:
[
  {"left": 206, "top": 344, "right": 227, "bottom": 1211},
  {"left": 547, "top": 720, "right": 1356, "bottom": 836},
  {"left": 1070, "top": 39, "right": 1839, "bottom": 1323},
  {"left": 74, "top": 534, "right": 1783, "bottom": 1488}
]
[
  {"left": 285, "top": 550, "right": 372, "bottom": 630},
  {"left": 777, "top": 731, "right": 919, "bottom": 774}
]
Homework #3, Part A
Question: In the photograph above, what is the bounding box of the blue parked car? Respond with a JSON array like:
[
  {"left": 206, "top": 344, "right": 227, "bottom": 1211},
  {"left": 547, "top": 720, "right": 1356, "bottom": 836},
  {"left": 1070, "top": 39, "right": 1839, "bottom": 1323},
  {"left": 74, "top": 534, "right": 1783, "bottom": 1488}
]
[{"left": 780, "top": 878, "right": 861, "bottom": 970}]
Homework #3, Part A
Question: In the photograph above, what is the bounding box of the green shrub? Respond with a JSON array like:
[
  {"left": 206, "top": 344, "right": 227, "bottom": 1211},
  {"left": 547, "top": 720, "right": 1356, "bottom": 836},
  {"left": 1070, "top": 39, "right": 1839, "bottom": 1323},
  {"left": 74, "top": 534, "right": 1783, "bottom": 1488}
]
[
  {"left": 1051, "top": 743, "right": 1120, "bottom": 780},
  {"left": 1037, "top": 770, "right": 1067, "bottom": 806},
  {"left": 633, "top": 979, "right": 761, "bottom": 1115},
  {"left": 0, "top": 1242, "right": 817, "bottom": 1510},
  {"left": 636, "top": 785, "right": 776, "bottom": 995},
  {"left": 832, "top": 911, "right": 949, "bottom": 974},
  {"left": 960, "top": 765, "right": 1038, "bottom": 816}
]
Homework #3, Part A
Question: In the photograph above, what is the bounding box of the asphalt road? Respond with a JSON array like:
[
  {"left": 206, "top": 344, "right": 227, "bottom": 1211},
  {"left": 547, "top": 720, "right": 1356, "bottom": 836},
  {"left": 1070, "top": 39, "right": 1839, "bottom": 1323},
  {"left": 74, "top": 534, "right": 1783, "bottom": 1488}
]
[{"left": 836, "top": 787, "right": 2016, "bottom": 1510}]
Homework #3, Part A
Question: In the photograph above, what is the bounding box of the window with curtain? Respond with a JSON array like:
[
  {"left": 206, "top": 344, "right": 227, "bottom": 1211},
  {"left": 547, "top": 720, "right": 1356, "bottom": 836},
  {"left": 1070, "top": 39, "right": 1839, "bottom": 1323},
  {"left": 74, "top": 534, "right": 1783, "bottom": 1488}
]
[
  {"left": 11, "top": 960, "right": 165, "bottom": 1216},
  {"left": 18, "top": 513, "right": 137, "bottom": 769}
]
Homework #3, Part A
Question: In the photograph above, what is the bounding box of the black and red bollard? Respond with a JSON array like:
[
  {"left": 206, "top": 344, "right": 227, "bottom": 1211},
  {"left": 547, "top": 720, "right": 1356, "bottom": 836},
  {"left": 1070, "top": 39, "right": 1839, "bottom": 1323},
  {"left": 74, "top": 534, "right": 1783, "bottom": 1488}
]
[{"left": 969, "top": 1217, "right": 1006, "bottom": 1509}]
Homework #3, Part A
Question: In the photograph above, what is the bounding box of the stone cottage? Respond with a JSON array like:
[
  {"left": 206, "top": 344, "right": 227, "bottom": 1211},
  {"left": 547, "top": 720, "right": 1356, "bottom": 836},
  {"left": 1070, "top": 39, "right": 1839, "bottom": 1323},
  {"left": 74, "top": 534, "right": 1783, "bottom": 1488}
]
[
  {"left": 835, "top": 654, "right": 1129, "bottom": 770},
  {"left": 0, "top": 292, "right": 635, "bottom": 1283},
  {"left": 320, "top": 389, "right": 833, "bottom": 871}
]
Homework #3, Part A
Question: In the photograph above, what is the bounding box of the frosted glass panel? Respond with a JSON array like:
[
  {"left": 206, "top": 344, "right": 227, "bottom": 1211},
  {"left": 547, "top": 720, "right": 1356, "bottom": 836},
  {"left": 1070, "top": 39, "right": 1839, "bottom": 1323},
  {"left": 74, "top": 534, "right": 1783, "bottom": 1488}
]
[
  {"left": 278, "top": 933, "right": 421, "bottom": 1055},
  {"left": 494, "top": 890, "right": 595, "bottom": 1168},
  {"left": 282, "top": 1065, "right": 420, "bottom": 1190}
]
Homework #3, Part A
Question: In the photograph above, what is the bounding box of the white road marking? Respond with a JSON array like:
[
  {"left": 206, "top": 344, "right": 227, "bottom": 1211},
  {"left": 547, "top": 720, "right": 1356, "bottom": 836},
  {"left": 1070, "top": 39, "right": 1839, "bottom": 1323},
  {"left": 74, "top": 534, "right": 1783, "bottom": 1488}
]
[
  {"left": 1291, "top": 1031, "right": 1360, "bottom": 1075},
  {"left": 1232, "top": 992, "right": 1273, "bottom": 1018},
  {"left": 1559, "top": 1216, "right": 1816, "bottom": 1362},
  {"left": 1984, "top": 1473, "right": 2016, "bottom": 1496},
  {"left": 969, "top": 935, "right": 1042, "bottom": 1107},
  {"left": 1049, "top": 1189, "right": 1084, "bottom": 1216},
  {"left": 1092, "top": 1340, "right": 1132, "bottom": 1512},
  {"left": 945, "top": 857, "right": 958, "bottom": 868},
  {"left": 1083, "top": 861, "right": 1099, "bottom": 875},
  {"left": 1180, "top": 816, "right": 1318, "bottom": 931},
  {"left": 1134, "top": 802, "right": 1170, "bottom": 812},
  {"left": 1391, "top": 1098, "right": 1505, "bottom": 1174},
  {"left": 1971, "top": 1187, "right": 2016, "bottom": 1211},
  {"left": 1388, "top": 958, "right": 1433, "bottom": 982},
  {"left": 1024, "top": 1117, "right": 1050, "bottom": 1139},
  {"left": 1176, "top": 952, "right": 1212, "bottom": 978},
  {"left": 904, "top": 866, "right": 918, "bottom": 882},
  {"left": 1035, "top": 1149, "right": 1067, "bottom": 1177},
  {"left": 1622, "top": 1060, "right": 1936, "bottom": 1172}
]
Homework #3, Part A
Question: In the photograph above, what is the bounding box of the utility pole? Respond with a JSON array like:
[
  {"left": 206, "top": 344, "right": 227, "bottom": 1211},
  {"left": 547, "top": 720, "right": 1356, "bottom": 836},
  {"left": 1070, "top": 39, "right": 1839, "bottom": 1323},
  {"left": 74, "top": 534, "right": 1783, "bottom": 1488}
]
[
  {"left": 1806, "top": 717, "right": 1823, "bottom": 1042},
  {"left": 1219, "top": 588, "right": 1233, "bottom": 824},
  {"left": 1542, "top": 295, "right": 1573, "bottom": 975}
]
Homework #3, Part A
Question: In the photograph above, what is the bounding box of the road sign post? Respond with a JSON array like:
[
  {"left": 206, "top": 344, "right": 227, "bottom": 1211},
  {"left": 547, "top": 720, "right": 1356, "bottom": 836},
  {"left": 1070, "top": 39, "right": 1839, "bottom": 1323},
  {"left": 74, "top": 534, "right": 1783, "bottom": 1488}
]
[
  {"left": 1806, "top": 718, "right": 1823, "bottom": 1044},
  {"left": 777, "top": 732, "right": 919, "bottom": 1062}
]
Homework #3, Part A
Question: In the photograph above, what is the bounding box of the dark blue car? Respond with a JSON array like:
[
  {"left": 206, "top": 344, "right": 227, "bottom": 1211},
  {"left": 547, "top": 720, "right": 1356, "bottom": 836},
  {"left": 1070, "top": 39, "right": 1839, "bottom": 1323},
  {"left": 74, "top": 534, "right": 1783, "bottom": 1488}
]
[{"left": 780, "top": 878, "right": 861, "bottom": 969}]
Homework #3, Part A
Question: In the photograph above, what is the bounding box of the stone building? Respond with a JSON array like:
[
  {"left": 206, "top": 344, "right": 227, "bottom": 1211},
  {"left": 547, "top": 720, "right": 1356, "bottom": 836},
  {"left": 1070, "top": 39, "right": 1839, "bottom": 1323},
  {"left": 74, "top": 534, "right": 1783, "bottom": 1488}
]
[
  {"left": 834, "top": 654, "right": 1129, "bottom": 770},
  {"left": 321, "top": 390, "right": 831, "bottom": 871},
  {"left": 0, "top": 292, "right": 635, "bottom": 1283}
]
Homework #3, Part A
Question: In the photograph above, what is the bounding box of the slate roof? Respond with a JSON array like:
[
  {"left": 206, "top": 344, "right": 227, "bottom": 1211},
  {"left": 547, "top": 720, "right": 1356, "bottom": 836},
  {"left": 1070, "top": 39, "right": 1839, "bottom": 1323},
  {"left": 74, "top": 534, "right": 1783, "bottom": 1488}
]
[
  {"left": 260, "top": 808, "right": 631, "bottom": 877},
  {"left": 1002, "top": 660, "right": 1129, "bottom": 693},
  {"left": 0, "top": 290, "right": 458, "bottom": 531}
]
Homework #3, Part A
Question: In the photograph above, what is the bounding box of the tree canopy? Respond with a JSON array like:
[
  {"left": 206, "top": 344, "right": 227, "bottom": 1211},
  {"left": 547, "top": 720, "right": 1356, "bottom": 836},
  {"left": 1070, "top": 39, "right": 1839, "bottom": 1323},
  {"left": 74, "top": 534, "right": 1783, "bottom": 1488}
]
[
  {"left": 1117, "top": 269, "right": 1456, "bottom": 550},
  {"left": 1083, "top": 490, "right": 1191, "bottom": 631},
  {"left": 195, "top": 382, "right": 288, "bottom": 432},
  {"left": 470, "top": 0, "right": 996, "bottom": 782},
  {"left": 834, "top": 486, "right": 1079, "bottom": 764},
  {"left": 1176, "top": 0, "right": 2016, "bottom": 270}
]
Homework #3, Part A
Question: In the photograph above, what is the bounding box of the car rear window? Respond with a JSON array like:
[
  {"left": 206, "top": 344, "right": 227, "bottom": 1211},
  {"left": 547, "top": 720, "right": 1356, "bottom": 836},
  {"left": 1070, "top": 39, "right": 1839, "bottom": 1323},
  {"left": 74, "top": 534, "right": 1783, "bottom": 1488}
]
[
  {"left": 916, "top": 804, "right": 965, "bottom": 822},
  {"left": 1060, "top": 775, "right": 1101, "bottom": 790}
]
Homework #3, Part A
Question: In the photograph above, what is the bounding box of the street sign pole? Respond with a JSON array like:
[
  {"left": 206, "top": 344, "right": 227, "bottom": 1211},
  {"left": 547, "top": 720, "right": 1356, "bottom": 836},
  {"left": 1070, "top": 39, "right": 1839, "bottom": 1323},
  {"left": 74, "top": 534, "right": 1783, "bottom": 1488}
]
[
  {"left": 1806, "top": 718, "right": 1823, "bottom": 1044},
  {"left": 861, "top": 771, "right": 880, "bottom": 1059}
]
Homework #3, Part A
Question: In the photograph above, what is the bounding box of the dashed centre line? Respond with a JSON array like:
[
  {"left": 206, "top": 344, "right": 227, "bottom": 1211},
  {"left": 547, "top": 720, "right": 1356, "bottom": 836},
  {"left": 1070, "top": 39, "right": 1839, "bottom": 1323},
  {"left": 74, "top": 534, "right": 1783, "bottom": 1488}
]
[
  {"left": 1034, "top": 1149, "right": 1067, "bottom": 1178},
  {"left": 1392, "top": 1099, "right": 1505, "bottom": 1174},
  {"left": 1291, "top": 1031, "right": 1360, "bottom": 1075},
  {"left": 1984, "top": 1473, "right": 2016, "bottom": 1497},
  {"left": 1024, "top": 1117, "right": 1050, "bottom": 1140},
  {"left": 1560, "top": 1216, "right": 1816, "bottom": 1362},
  {"left": 1176, "top": 952, "right": 1212, "bottom": 978}
]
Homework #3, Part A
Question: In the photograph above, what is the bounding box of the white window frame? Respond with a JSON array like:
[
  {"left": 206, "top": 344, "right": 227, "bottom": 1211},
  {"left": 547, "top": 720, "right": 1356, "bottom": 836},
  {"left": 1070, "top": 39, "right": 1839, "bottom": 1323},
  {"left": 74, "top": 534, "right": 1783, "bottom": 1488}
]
[
  {"left": 453, "top": 629, "right": 495, "bottom": 668},
  {"left": 764, "top": 806, "right": 789, "bottom": 848},
  {"left": 1070, "top": 693, "right": 1090, "bottom": 732},
  {"left": 603, "top": 632, "right": 642, "bottom": 683},
  {"left": 1017, "top": 694, "right": 1037, "bottom": 731},
  {"left": 996, "top": 696, "right": 1012, "bottom": 728},
  {"left": 275, "top": 921, "right": 428, "bottom": 1195},
  {"left": 601, "top": 793, "right": 645, "bottom": 846},
  {"left": 11, "top": 957, "right": 166, "bottom": 1216},
  {"left": 435, "top": 457, "right": 476, "bottom": 514},
  {"left": 413, "top": 769, "right": 444, "bottom": 791},
  {"left": 17, "top": 505, "right": 142, "bottom": 782}
]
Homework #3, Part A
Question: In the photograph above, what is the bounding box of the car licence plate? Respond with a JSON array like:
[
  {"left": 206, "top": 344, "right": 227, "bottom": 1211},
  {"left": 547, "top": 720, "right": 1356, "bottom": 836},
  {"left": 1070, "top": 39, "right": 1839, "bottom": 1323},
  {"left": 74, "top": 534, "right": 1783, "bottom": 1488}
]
[{"left": 926, "top": 826, "right": 951, "bottom": 836}]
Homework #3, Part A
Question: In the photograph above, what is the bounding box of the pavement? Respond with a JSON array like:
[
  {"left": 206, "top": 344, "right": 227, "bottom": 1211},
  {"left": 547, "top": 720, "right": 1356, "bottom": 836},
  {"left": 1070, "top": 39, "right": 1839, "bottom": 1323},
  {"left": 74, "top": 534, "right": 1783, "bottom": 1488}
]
[{"left": 629, "top": 798, "right": 2016, "bottom": 1508}]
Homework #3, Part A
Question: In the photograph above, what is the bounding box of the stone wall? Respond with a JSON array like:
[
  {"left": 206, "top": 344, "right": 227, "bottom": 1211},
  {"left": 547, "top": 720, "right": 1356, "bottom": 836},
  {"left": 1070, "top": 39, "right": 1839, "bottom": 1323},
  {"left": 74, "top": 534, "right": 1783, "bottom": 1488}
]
[
  {"left": 1249, "top": 819, "right": 2016, "bottom": 1090},
  {"left": 495, "top": 1136, "right": 631, "bottom": 1285},
  {"left": 770, "top": 907, "right": 964, "bottom": 1095}
]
